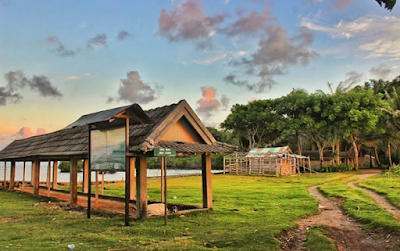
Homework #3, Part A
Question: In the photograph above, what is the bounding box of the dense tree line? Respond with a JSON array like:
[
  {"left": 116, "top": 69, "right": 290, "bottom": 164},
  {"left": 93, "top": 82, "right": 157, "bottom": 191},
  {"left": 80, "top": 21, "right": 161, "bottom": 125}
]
[{"left": 218, "top": 76, "right": 400, "bottom": 169}]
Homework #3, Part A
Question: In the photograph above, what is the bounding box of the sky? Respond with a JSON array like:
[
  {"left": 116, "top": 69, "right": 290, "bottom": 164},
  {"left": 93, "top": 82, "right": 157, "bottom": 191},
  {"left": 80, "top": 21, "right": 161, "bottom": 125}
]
[{"left": 0, "top": 0, "right": 399, "bottom": 149}]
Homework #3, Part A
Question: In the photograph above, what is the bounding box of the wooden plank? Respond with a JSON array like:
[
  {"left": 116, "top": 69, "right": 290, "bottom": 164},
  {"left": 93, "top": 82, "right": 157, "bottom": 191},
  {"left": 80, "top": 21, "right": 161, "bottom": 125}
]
[
  {"left": 163, "top": 156, "right": 167, "bottom": 225},
  {"left": 101, "top": 172, "right": 105, "bottom": 195},
  {"left": 10, "top": 161, "right": 16, "bottom": 190},
  {"left": 47, "top": 161, "right": 51, "bottom": 197},
  {"left": 3, "top": 161, "right": 6, "bottom": 188},
  {"left": 201, "top": 153, "right": 213, "bottom": 209},
  {"left": 52, "top": 161, "right": 58, "bottom": 189},
  {"left": 83, "top": 159, "right": 89, "bottom": 193},
  {"left": 95, "top": 171, "right": 99, "bottom": 209},
  {"left": 22, "top": 162, "right": 26, "bottom": 189},
  {"left": 33, "top": 160, "right": 40, "bottom": 195},
  {"left": 31, "top": 161, "right": 34, "bottom": 186},
  {"left": 161, "top": 157, "right": 164, "bottom": 202},
  {"left": 70, "top": 158, "right": 78, "bottom": 205},
  {"left": 136, "top": 156, "right": 148, "bottom": 219},
  {"left": 129, "top": 157, "right": 135, "bottom": 200}
]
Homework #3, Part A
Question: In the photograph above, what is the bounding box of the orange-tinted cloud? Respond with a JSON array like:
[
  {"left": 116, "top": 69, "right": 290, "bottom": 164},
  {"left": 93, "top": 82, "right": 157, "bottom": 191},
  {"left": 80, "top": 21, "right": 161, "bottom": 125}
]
[{"left": 196, "top": 86, "right": 229, "bottom": 119}]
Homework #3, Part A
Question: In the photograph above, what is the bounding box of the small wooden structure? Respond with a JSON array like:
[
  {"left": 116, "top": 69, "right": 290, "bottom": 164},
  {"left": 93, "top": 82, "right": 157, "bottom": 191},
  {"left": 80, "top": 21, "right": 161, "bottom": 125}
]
[
  {"left": 0, "top": 100, "right": 236, "bottom": 223},
  {"left": 223, "top": 146, "right": 311, "bottom": 176}
]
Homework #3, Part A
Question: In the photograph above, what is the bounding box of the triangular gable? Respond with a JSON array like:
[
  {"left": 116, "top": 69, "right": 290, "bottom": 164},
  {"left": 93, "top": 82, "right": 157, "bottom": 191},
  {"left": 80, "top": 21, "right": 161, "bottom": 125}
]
[
  {"left": 160, "top": 116, "right": 205, "bottom": 143},
  {"left": 144, "top": 100, "right": 216, "bottom": 146}
]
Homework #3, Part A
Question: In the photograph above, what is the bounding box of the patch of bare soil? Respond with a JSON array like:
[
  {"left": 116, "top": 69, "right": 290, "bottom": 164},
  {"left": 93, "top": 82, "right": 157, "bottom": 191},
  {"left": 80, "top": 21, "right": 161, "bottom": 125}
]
[
  {"left": 348, "top": 173, "right": 400, "bottom": 221},
  {"left": 280, "top": 170, "right": 400, "bottom": 251}
]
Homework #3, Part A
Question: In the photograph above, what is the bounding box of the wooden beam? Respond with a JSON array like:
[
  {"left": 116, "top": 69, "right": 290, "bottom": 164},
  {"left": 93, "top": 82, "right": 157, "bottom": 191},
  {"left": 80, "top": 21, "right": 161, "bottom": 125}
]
[
  {"left": 101, "top": 172, "right": 105, "bottom": 195},
  {"left": 52, "top": 161, "right": 58, "bottom": 189},
  {"left": 22, "top": 162, "right": 26, "bottom": 189},
  {"left": 201, "top": 153, "right": 213, "bottom": 209},
  {"left": 9, "top": 161, "right": 16, "bottom": 190},
  {"left": 70, "top": 158, "right": 78, "bottom": 205},
  {"left": 95, "top": 171, "right": 99, "bottom": 209},
  {"left": 3, "top": 161, "right": 6, "bottom": 188},
  {"left": 31, "top": 161, "right": 34, "bottom": 186},
  {"left": 125, "top": 117, "right": 130, "bottom": 226},
  {"left": 161, "top": 157, "right": 164, "bottom": 203},
  {"left": 129, "top": 158, "right": 136, "bottom": 200},
  {"left": 83, "top": 159, "right": 89, "bottom": 193},
  {"left": 33, "top": 160, "right": 40, "bottom": 195},
  {"left": 136, "top": 156, "right": 148, "bottom": 219},
  {"left": 47, "top": 161, "right": 51, "bottom": 197}
]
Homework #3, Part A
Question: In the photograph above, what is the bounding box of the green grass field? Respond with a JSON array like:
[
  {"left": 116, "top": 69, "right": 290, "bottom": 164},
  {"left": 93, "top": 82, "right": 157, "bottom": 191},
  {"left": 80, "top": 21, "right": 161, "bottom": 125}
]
[
  {"left": 1, "top": 173, "right": 352, "bottom": 251},
  {"left": 358, "top": 174, "right": 400, "bottom": 208},
  {"left": 2, "top": 172, "right": 399, "bottom": 250}
]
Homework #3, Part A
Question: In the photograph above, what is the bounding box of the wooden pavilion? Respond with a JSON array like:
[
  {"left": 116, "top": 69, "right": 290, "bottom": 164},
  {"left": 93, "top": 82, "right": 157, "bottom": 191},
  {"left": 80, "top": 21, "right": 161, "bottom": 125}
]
[{"left": 0, "top": 100, "right": 236, "bottom": 221}]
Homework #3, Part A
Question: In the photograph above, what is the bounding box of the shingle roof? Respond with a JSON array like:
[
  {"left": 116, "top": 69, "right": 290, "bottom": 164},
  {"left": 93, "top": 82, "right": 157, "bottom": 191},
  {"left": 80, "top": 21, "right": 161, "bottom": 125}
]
[{"left": 0, "top": 101, "right": 236, "bottom": 161}]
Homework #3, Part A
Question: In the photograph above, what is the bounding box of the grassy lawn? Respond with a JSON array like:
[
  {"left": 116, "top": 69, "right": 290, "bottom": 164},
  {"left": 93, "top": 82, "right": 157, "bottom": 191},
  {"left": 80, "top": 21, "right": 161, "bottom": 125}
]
[
  {"left": 358, "top": 174, "right": 400, "bottom": 208},
  {"left": 319, "top": 176, "right": 400, "bottom": 233},
  {"left": 304, "top": 226, "right": 337, "bottom": 251},
  {"left": 1, "top": 173, "right": 350, "bottom": 250}
]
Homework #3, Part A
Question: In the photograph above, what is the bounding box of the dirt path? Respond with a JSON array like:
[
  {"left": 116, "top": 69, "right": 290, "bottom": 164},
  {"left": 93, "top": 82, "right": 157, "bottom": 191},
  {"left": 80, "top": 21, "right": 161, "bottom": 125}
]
[
  {"left": 281, "top": 170, "right": 399, "bottom": 251},
  {"left": 347, "top": 173, "right": 400, "bottom": 221}
]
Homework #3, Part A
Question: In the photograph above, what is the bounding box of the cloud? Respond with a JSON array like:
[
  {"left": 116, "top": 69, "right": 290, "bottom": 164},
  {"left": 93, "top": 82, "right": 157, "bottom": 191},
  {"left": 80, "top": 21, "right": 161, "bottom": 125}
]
[
  {"left": 193, "top": 53, "right": 227, "bottom": 65},
  {"left": 219, "top": 8, "right": 272, "bottom": 36},
  {"left": 118, "top": 30, "right": 132, "bottom": 40},
  {"left": 225, "top": 25, "right": 318, "bottom": 92},
  {"left": 46, "top": 36, "right": 80, "bottom": 57},
  {"left": 302, "top": 15, "right": 400, "bottom": 60},
  {"left": 331, "top": 0, "right": 356, "bottom": 10},
  {"left": 78, "top": 22, "right": 87, "bottom": 29},
  {"left": 343, "top": 71, "right": 363, "bottom": 86},
  {"left": 1, "top": 70, "right": 62, "bottom": 104},
  {"left": 0, "top": 87, "right": 22, "bottom": 106},
  {"left": 369, "top": 64, "right": 392, "bottom": 79},
  {"left": 158, "top": 0, "right": 228, "bottom": 49},
  {"left": 16, "top": 127, "right": 35, "bottom": 138},
  {"left": 107, "top": 71, "right": 162, "bottom": 104},
  {"left": 66, "top": 73, "right": 92, "bottom": 81},
  {"left": 36, "top": 128, "right": 47, "bottom": 135},
  {"left": 87, "top": 34, "right": 107, "bottom": 49},
  {"left": 196, "top": 87, "right": 229, "bottom": 118}
]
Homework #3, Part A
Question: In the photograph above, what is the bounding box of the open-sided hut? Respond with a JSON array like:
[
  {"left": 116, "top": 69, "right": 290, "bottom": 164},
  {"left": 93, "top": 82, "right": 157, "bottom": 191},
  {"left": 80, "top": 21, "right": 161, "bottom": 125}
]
[
  {"left": 0, "top": 100, "right": 236, "bottom": 223},
  {"left": 224, "top": 146, "right": 310, "bottom": 176}
]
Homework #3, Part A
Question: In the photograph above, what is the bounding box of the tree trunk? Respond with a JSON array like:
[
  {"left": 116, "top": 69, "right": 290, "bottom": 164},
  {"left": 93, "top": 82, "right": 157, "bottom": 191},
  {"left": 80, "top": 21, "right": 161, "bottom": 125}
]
[
  {"left": 350, "top": 135, "right": 359, "bottom": 170},
  {"left": 297, "top": 132, "right": 302, "bottom": 155},
  {"left": 337, "top": 141, "right": 341, "bottom": 165},
  {"left": 388, "top": 141, "right": 393, "bottom": 167},
  {"left": 374, "top": 145, "right": 382, "bottom": 166}
]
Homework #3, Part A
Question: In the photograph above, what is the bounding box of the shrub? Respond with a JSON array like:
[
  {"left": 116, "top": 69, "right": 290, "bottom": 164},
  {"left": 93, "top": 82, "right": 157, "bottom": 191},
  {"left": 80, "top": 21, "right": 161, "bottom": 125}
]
[
  {"left": 321, "top": 164, "right": 355, "bottom": 173},
  {"left": 385, "top": 164, "right": 400, "bottom": 177}
]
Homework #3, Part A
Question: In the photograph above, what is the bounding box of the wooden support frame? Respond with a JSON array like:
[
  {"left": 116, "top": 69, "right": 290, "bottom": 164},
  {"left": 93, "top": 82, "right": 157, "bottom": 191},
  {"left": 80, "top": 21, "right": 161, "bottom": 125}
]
[
  {"left": 129, "top": 158, "right": 136, "bottom": 200},
  {"left": 47, "top": 161, "right": 51, "bottom": 197},
  {"left": 136, "top": 156, "right": 148, "bottom": 219},
  {"left": 10, "top": 161, "right": 16, "bottom": 190},
  {"left": 161, "top": 157, "right": 165, "bottom": 203},
  {"left": 87, "top": 125, "right": 92, "bottom": 219},
  {"left": 33, "top": 160, "right": 40, "bottom": 195},
  {"left": 52, "top": 161, "right": 58, "bottom": 189},
  {"left": 70, "top": 158, "right": 78, "bottom": 205},
  {"left": 83, "top": 159, "right": 89, "bottom": 193},
  {"left": 22, "top": 162, "right": 26, "bottom": 189},
  {"left": 124, "top": 117, "right": 130, "bottom": 226},
  {"left": 3, "top": 161, "right": 6, "bottom": 188},
  {"left": 31, "top": 161, "right": 34, "bottom": 186},
  {"left": 201, "top": 153, "right": 213, "bottom": 209}
]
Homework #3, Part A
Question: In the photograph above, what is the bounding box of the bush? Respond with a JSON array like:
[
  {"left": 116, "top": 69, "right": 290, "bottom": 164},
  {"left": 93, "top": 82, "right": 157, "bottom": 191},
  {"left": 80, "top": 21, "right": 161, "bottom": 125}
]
[
  {"left": 385, "top": 164, "right": 400, "bottom": 177},
  {"left": 321, "top": 164, "right": 355, "bottom": 173},
  {"left": 58, "top": 160, "right": 84, "bottom": 172}
]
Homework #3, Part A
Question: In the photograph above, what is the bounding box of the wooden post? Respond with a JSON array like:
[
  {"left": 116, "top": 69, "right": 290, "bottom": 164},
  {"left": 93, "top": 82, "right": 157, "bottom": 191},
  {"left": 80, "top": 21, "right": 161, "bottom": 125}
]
[
  {"left": 3, "top": 161, "right": 6, "bottom": 188},
  {"left": 22, "top": 162, "right": 26, "bottom": 189},
  {"left": 95, "top": 171, "right": 99, "bottom": 209},
  {"left": 101, "top": 172, "right": 105, "bottom": 195},
  {"left": 33, "top": 160, "right": 40, "bottom": 195},
  {"left": 10, "top": 161, "right": 16, "bottom": 190},
  {"left": 161, "top": 157, "right": 164, "bottom": 203},
  {"left": 130, "top": 158, "right": 136, "bottom": 200},
  {"left": 124, "top": 117, "right": 130, "bottom": 226},
  {"left": 87, "top": 125, "right": 92, "bottom": 219},
  {"left": 83, "top": 159, "right": 89, "bottom": 193},
  {"left": 52, "top": 161, "right": 58, "bottom": 189},
  {"left": 136, "top": 156, "right": 148, "bottom": 219},
  {"left": 163, "top": 157, "right": 167, "bottom": 225},
  {"left": 70, "top": 158, "right": 78, "bottom": 205},
  {"left": 47, "top": 161, "right": 51, "bottom": 197},
  {"left": 201, "top": 153, "right": 213, "bottom": 209},
  {"left": 31, "top": 161, "right": 34, "bottom": 186}
]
